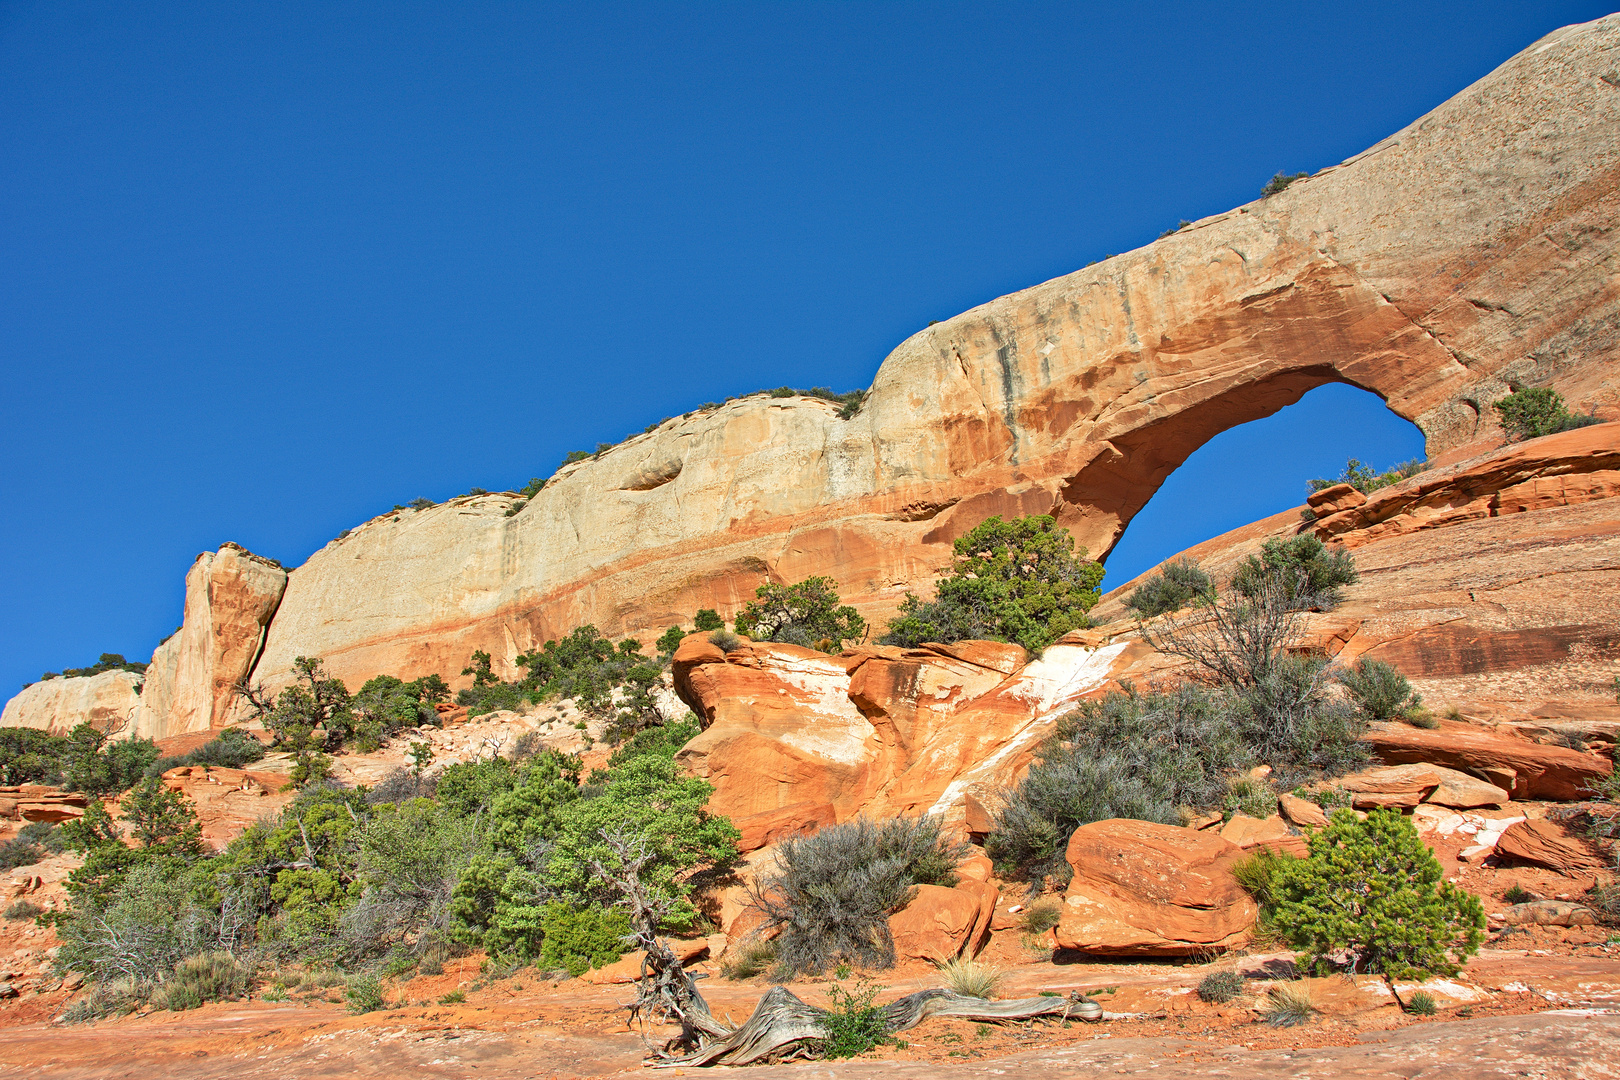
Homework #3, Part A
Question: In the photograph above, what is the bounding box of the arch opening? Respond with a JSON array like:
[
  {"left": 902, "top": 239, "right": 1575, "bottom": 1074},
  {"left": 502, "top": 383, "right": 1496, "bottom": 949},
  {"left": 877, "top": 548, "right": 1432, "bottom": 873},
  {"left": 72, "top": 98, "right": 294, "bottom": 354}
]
[{"left": 1098, "top": 382, "right": 1426, "bottom": 590}]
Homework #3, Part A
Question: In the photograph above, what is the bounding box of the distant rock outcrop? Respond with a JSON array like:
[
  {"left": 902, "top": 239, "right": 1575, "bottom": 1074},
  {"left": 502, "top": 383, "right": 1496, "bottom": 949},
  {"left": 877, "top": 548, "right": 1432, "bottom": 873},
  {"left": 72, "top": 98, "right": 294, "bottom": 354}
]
[{"left": 0, "top": 669, "right": 141, "bottom": 737}]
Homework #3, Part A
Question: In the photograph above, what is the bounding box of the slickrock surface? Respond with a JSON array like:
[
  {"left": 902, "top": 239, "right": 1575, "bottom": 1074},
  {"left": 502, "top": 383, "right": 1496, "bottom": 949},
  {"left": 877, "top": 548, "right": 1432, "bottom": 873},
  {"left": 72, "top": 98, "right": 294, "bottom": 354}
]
[{"left": 2, "top": 12, "right": 1600, "bottom": 727}]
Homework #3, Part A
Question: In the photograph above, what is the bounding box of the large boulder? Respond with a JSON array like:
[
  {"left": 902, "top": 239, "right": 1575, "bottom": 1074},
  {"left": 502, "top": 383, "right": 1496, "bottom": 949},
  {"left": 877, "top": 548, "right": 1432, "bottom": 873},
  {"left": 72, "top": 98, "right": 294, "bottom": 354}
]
[
  {"left": 1325, "top": 763, "right": 1510, "bottom": 810},
  {"left": 888, "top": 884, "right": 984, "bottom": 962},
  {"left": 1054, "top": 819, "right": 1257, "bottom": 956},
  {"left": 1493, "top": 819, "right": 1607, "bottom": 875}
]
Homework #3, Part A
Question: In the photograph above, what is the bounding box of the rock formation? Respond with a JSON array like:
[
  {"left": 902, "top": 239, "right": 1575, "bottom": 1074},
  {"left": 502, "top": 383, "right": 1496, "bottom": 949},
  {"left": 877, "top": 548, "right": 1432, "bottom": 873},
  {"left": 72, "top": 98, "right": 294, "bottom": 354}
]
[
  {"left": 0, "top": 670, "right": 141, "bottom": 737},
  {"left": 1054, "top": 819, "right": 1257, "bottom": 956},
  {"left": 671, "top": 631, "right": 1133, "bottom": 850},
  {"left": 133, "top": 543, "right": 287, "bottom": 741},
  {"left": 7, "top": 15, "right": 1619, "bottom": 744}
]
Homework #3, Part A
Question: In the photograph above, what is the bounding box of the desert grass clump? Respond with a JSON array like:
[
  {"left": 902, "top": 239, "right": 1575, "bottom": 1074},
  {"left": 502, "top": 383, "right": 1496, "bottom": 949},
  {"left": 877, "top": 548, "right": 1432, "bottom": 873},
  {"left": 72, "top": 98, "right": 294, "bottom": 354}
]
[
  {"left": 1196, "top": 969, "right": 1246, "bottom": 1004},
  {"left": 936, "top": 956, "right": 1003, "bottom": 999},
  {"left": 1231, "top": 847, "right": 1299, "bottom": 909},
  {"left": 1403, "top": 708, "right": 1441, "bottom": 729},
  {"left": 720, "top": 937, "right": 779, "bottom": 980},
  {"left": 708, "top": 629, "right": 742, "bottom": 652},
  {"left": 1262, "top": 981, "right": 1316, "bottom": 1026},
  {"left": 1502, "top": 884, "right": 1535, "bottom": 905},
  {"left": 60, "top": 977, "right": 148, "bottom": 1023},
  {"left": 752, "top": 815, "right": 968, "bottom": 975},
  {"left": 1018, "top": 900, "right": 1062, "bottom": 934},
  {"left": 3, "top": 899, "right": 41, "bottom": 921},
  {"left": 1405, "top": 990, "right": 1438, "bottom": 1016}
]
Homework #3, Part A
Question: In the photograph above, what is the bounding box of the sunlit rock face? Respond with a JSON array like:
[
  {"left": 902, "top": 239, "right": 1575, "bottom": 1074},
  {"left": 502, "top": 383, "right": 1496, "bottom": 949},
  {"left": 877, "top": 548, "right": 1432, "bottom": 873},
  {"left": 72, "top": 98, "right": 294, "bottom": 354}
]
[
  {"left": 242, "top": 16, "right": 1617, "bottom": 696},
  {"left": 0, "top": 669, "right": 143, "bottom": 736},
  {"left": 6, "top": 17, "right": 1617, "bottom": 730},
  {"left": 133, "top": 544, "right": 287, "bottom": 740},
  {"left": 670, "top": 632, "right": 1133, "bottom": 851}
]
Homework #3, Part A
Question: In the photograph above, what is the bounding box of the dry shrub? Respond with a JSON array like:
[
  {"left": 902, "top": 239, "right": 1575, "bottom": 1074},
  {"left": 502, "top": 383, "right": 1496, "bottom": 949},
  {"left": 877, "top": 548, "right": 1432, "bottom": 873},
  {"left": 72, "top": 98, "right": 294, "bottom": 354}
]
[
  {"left": 935, "top": 956, "right": 1002, "bottom": 999},
  {"left": 151, "top": 951, "right": 250, "bottom": 1011}
]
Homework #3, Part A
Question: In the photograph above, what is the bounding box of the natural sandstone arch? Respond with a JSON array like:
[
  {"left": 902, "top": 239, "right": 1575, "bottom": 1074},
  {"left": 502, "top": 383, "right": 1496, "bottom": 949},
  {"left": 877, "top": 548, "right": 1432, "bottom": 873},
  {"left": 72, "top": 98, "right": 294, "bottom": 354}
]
[{"left": 16, "top": 15, "right": 1609, "bottom": 728}]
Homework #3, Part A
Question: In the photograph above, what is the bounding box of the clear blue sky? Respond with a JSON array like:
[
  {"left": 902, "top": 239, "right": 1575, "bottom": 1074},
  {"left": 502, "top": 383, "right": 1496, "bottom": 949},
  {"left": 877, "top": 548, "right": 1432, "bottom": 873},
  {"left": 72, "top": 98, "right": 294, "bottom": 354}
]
[{"left": 2, "top": 2, "right": 1610, "bottom": 694}]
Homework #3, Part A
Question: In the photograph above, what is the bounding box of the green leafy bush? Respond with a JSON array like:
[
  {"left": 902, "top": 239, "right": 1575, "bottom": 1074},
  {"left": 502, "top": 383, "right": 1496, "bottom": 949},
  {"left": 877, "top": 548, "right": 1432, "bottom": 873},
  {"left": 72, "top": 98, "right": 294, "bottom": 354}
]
[
  {"left": 735, "top": 577, "right": 866, "bottom": 650},
  {"left": 32, "top": 653, "right": 148, "bottom": 686},
  {"left": 537, "top": 903, "right": 631, "bottom": 976},
  {"left": 1336, "top": 658, "right": 1422, "bottom": 722},
  {"left": 753, "top": 816, "right": 966, "bottom": 974},
  {"left": 655, "top": 625, "right": 686, "bottom": 657},
  {"left": 1231, "top": 535, "right": 1358, "bottom": 611},
  {"left": 1196, "top": 970, "right": 1246, "bottom": 1003},
  {"left": 881, "top": 515, "right": 1104, "bottom": 653},
  {"left": 1124, "top": 559, "right": 1213, "bottom": 618},
  {"left": 0, "top": 728, "right": 67, "bottom": 785},
  {"left": 345, "top": 973, "right": 386, "bottom": 1013},
  {"left": 693, "top": 609, "right": 725, "bottom": 632},
  {"left": 819, "top": 978, "right": 891, "bottom": 1058},
  {"left": 1492, "top": 387, "right": 1601, "bottom": 441},
  {"left": 1270, "top": 808, "right": 1485, "bottom": 977},
  {"left": 1406, "top": 990, "right": 1437, "bottom": 1016}
]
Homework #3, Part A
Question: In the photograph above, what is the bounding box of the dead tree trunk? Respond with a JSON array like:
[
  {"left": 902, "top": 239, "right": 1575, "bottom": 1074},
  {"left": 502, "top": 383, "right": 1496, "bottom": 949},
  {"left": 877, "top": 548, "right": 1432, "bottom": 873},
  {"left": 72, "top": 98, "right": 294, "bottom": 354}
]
[{"left": 651, "top": 986, "right": 1102, "bottom": 1067}]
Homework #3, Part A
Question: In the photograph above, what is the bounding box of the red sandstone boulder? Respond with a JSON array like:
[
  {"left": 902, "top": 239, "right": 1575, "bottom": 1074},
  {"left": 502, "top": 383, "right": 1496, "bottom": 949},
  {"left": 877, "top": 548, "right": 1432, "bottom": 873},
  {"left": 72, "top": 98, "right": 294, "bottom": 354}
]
[
  {"left": 1054, "top": 819, "right": 1256, "bottom": 956},
  {"left": 889, "top": 884, "right": 983, "bottom": 962},
  {"left": 953, "top": 877, "right": 999, "bottom": 958},
  {"left": 1493, "top": 819, "right": 1607, "bottom": 875},
  {"left": 1217, "top": 814, "right": 1308, "bottom": 857},
  {"left": 1306, "top": 483, "right": 1368, "bottom": 515},
  {"left": 1278, "top": 793, "right": 1329, "bottom": 828},
  {"left": 1361, "top": 722, "right": 1610, "bottom": 801}
]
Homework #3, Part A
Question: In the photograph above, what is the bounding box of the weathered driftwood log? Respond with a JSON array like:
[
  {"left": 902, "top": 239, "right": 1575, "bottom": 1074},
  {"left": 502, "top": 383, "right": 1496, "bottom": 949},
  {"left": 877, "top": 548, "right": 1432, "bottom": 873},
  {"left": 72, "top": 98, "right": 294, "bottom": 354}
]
[{"left": 651, "top": 986, "right": 1102, "bottom": 1067}]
